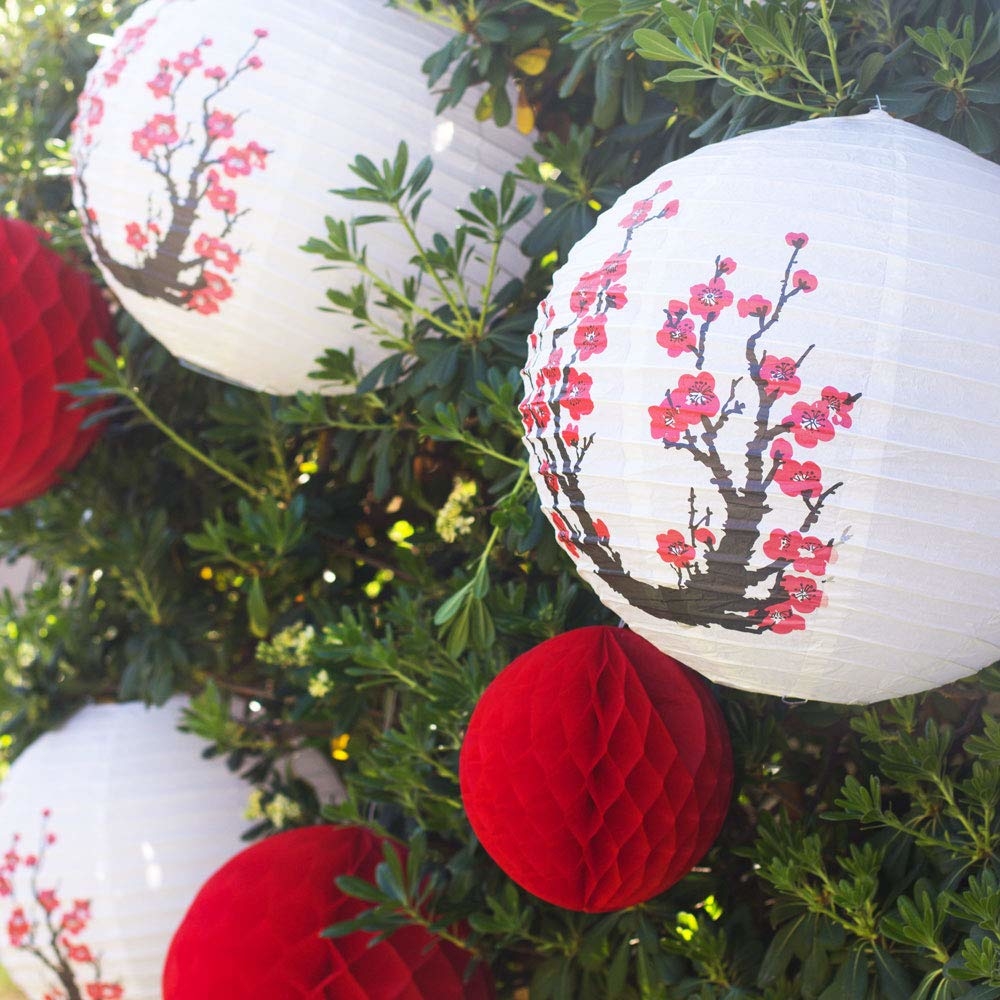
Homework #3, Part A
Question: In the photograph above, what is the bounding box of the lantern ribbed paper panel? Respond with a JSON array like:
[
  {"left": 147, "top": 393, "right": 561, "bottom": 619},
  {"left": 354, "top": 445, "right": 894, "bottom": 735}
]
[
  {"left": 0, "top": 698, "right": 252, "bottom": 1000},
  {"left": 163, "top": 825, "right": 495, "bottom": 999},
  {"left": 0, "top": 218, "right": 112, "bottom": 508},
  {"left": 72, "top": 0, "right": 538, "bottom": 395},
  {"left": 520, "top": 111, "right": 1000, "bottom": 704},
  {"left": 460, "top": 627, "right": 732, "bottom": 912}
]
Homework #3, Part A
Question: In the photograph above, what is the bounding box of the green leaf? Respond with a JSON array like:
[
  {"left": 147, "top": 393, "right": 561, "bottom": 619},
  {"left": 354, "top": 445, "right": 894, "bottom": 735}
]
[
  {"left": 247, "top": 575, "right": 269, "bottom": 639},
  {"left": 633, "top": 28, "right": 690, "bottom": 64}
]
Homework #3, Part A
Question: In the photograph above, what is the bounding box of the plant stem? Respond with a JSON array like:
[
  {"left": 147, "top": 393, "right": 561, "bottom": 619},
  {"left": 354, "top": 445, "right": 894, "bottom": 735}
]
[
  {"left": 520, "top": 0, "right": 576, "bottom": 21},
  {"left": 817, "top": 0, "right": 846, "bottom": 100},
  {"left": 120, "top": 386, "right": 266, "bottom": 500}
]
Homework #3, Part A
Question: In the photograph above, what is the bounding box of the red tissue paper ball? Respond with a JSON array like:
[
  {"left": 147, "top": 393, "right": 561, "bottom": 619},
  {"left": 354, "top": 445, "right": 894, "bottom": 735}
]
[
  {"left": 163, "top": 824, "right": 495, "bottom": 1000},
  {"left": 460, "top": 625, "right": 733, "bottom": 913},
  {"left": 0, "top": 218, "right": 113, "bottom": 508}
]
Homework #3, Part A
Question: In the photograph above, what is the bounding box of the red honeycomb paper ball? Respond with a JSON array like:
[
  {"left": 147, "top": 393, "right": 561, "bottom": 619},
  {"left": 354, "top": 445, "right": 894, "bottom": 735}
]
[
  {"left": 163, "top": 824, "right": 495, "bottom": 1000},
  {"left": 0, "top": 218, "right": 113, "bottom": 508},
  {"left": 460, "top": 626, "right": 733, "bottom": 913}
]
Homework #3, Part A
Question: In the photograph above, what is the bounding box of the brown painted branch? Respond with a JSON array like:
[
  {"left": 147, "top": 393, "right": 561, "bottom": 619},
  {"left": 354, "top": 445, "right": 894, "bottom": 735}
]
[{"left": 800, "top": 481, "right": 843, "bottom": 533}]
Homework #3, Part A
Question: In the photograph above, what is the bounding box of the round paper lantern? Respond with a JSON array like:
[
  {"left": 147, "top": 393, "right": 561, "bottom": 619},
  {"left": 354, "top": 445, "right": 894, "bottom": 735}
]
[
  {"left": 0, "top": 218, "right": 113, "bottom": 508},
  {"left": 460, "top": 626, "right": 732, "bottom": 913},
  {"left": 0, "top": 698, "right": 253, "bottom": 1000},
  {"left": 163, "top": 824, "right": 495, "bottom": 999},
  {"left": 72, "top": 0, "right": 540, "bottom": 395},
  {"left": 520, "top": 110, "right": 1000, "bottom": 704}
]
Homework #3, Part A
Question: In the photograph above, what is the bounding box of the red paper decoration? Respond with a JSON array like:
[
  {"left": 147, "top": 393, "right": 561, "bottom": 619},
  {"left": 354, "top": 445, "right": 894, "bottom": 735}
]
[
  {"left": 460, "top": 626, "right": 733, "bottom": 912},
  {"left": 163, "top": 824, "right": 495, "bottom": 1000},
  {"left": 0, "top": 218, "right": 112, "bottom": 508}
]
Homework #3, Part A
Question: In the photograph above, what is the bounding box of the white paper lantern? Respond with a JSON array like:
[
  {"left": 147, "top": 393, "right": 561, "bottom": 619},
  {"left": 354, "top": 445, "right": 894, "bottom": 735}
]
[
  {"left": 71, "top": 0, "right": 539, "bottom": 395},
  {"left": 521, "top": 110, "right": 1000, "bottom": 705},
  {"left": 0, "top": 698, "right": 252, "bottom": 999}
]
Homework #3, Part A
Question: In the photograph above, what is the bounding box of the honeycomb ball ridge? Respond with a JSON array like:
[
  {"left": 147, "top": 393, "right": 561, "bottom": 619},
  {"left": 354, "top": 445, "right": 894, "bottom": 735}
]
[
  {"left": 0, "top": 218, "right": 113, "bottom": 508},
  {"left": 163, "top": 825, "right": 495, "bottom": 1000},
  {"left": 460, "top": 626, "right": 733, "bottom": 912}
]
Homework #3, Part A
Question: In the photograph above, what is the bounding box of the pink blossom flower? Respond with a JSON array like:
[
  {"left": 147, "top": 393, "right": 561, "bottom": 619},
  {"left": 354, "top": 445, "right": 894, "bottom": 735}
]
[
  {"left": 525, "top": 389, "right": 551, "bottom": 431},
  {"left": 561, "top": 423, "right": 579, "bottom": 447},
  {"left": 539, "top": 460, "right": 559, "bottom": 495},
  {"left": 688, "top": 276, "right": 733, "bottom": 319},
  {"left": 758, "top": 602, "right": 806, "bottom": 634},
  {"left": 245, "top": 141, "right": 268, "bottom": 169},
  {"left": 131, "top": 129, "right": 155, "bottom": 157},
  {"left": 61, "top": 912, "right": 87, "bottom": 934},
  {"left": 220, "top": 146, "right": 252, "bottom": 176},
  {"left": 541, "top": 348, "right": 563, "bottom": 385},
  {"left": 619, "top": 198, "right": 652, "bottom": 228},
  {"left": 0, "top": 876, "right": 10, "bottom": 896},
  {"left": 760, "top": 355, "right": 800, "bottom": 397},
  {"left": 144, "top": 113, "right": 179, "bottom": 145},
  {"left": 675, "top": 371, "right": 720, "bottom": 420},
  {"left": 204, "top": 65, "right": 226, "bottom": 80},
  {"left": 656, "top": 320, "right": 695, "bottom": 358},
  {"left": 656, "top": 529, "right": 695, "bottom": 567},
  {"left": 147, "top": 70, "right": 173, "bottom": 98},
  {"left": 593, "top": 519, "right": 610, "bottom": 543},
  {"left": 206, "top": 172, "right": 238, "bottom": 213},
  {"left": 770, "top": 437, "right": 793, "bottom": 462},
  {"left": 539, "top": 299, "right": 556, "bottom": 327},
  {"left": 559, "top": 369, "right": 594, "bottom": 421},
  {"left": 574, "top": 313, "right": 607, "bottom": 360},
  {"left": 737, "top": 294, "right": 772, "bottom": 319},
  {"left": 604, "top": 283, "right": 628, "bottom": 310},
  {"left": 206, "top": 110, "right": 236, "bottom": 138},
  {"left": 659, "top": 199, "right": 679, "bottom": 220},
  {"left": 694, "top": 526, "right": 716, "bottom": 546},
  {"left": 648, "top": 397, "right": 693, "bottom": 443},
  {"left": 655, "top": 179, "right": 672, "bottom": 194},
  {"left": 254, "top": 27, "right": 269, "bottom": 37},
  {"left": 569, "top": 283, "right": 596, "bottom": 315},
  {"left": 551, "top": 511, "right": 579, "bottom": 558},
  {"left": 193, "top": 233, "right": 219, "bottom": 258},
  {"left": 598, "top": 250, "right": 630, "bottom": 282},
  {"left": 203, "top": 271, "right": 233, "bottom": 300},
  {"left": 63, "top": 939, "right": 94, "bottom": 963},
  {"left": 762, "top": 528, "right": 803, "bottom": 562},
  {"left": 780, "top": 575, "right": 824, "bottom": 613},
  {"left": 717, "top": 257, "right": 736, "bottom": 274},
  {"left": 785, "top": 400, "right": 834, "bottom": 448},
  {"left": 209, "top": 242, "right": 240, "bottom": 273},
  {"left": 103, "top": 58, "right": 126, "bottom": 86},
  {"left": 785, "top": 232, "right": 809, "bottom": 248},
  {"left": 188, "top": 289, "right": 220, "bottom": 315},
  {"left": 85, "top": 986, "right": 124, "bottom": 1000},
  {"left": 83, "top": 95, "right": 103, "bottom": 126},
  {"left": 38, "top": 888, "right": 59, "bottom": 912},
  {"left": 7, "top": 906, "right": 29, "bottom": 946},
  {"left": 793, "top": 536, "right": 834, "bottom": 575},
  {"left": 173, "top": 49, "right": 202, "bottom": 74},
  {"left": 248, "top": 55, "right": 263, "bottom": 69},
  {"left": 821, "top": 386, "right": 854, "bottom": 428},
  {"left": 774, "top": 459, "right": 823, "bottom": 498},
  {"left": 792, "top": 269, "right": 818, "bottom": 292},
  {"left": 124, "top": 222, "right": 147, "bottom": 250}
]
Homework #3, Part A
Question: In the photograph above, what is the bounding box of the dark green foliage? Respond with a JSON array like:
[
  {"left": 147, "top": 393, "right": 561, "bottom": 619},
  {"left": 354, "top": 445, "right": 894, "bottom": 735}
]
[{"left": 1, "top": 1, "right": 999, "bottom": 996}]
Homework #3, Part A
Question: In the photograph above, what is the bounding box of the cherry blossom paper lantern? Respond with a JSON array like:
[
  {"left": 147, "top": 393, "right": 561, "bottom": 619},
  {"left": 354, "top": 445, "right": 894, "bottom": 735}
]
[
  {"left": 163, "top": 824, "right": 495, "bottom": 999},
  {"left": 0, "top": 698, "right": 252, "bottom": 1000},
  {"left": 459, "top": 626, "right": 732, "bottom": 913},
  {"left": 520, "top": 110, "right": 1000, "bottom": 704},
  {"left": 0, "top": 218, "right": 112, "bottom": 508},
  {"left": 71, "top": 0, "right": 539, "bottom": 395}
]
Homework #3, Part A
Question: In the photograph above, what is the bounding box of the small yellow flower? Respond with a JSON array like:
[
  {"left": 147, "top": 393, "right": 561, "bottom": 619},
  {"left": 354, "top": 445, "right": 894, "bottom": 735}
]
[
  {"left": 264, "top": 793, "right": 302, "bottom": 829},
  {"left": 243, "top": 788, "right": 265, "bottom": 820},
  {"left": 330, "top": 733, "right": 350, "bottom": 761},
  {"left": 307, "top": 669, "right": 333, "bottom": 698},
  {"left": 199, "top": 566, "right": 213, "bottom": 580},
  {"left": 435, "top": 478, "right": 478, "bottom": 543}
]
